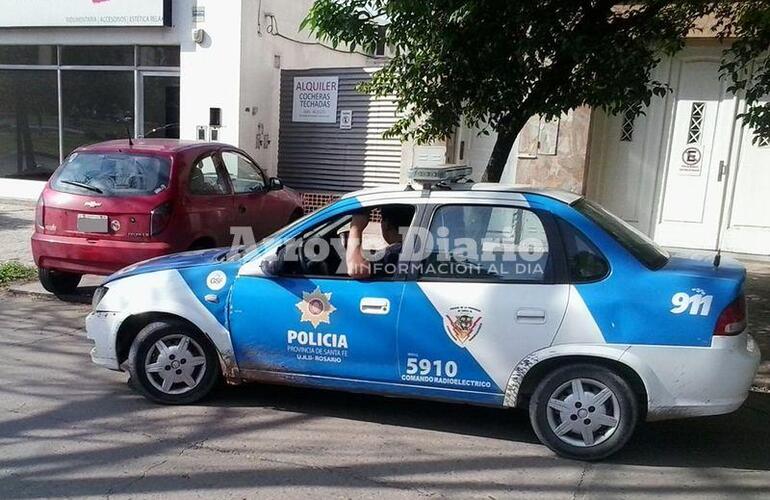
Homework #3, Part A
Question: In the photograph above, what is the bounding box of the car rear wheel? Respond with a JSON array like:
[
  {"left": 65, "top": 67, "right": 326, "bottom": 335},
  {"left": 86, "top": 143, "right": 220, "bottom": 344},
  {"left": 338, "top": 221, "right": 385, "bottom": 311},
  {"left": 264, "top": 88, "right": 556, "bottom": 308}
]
[
  {"left": 38, "top": 268, "right": 82, "bottom": 296},
  {"left": 128, "top": 320, "right": 220, "bottom": 404},
  {"left": 529, "top": 364, "right": 639, "bottom": 460}
]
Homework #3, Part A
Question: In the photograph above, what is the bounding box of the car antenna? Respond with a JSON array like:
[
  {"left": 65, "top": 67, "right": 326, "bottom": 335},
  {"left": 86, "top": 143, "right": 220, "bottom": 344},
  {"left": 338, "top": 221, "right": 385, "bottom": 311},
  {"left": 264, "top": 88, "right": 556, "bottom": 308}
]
[{"left": 121, "top": 112, "right": 134, "bottom": 147}]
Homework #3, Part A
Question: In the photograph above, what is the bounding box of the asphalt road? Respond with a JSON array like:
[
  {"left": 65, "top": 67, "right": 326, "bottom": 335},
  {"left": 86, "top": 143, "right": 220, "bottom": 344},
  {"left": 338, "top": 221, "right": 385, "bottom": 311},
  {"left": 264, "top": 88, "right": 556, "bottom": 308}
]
[{"left": 1, "top": 293, "right": 770, "bottom": 499}]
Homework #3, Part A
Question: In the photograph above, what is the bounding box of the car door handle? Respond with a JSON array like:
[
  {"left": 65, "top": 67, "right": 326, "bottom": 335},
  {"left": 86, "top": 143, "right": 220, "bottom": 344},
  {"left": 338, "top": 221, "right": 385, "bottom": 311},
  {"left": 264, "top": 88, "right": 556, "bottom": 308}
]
[
  {"left": 360, "top": 297, "right": 390, "bottom": 315},
  {"left": 238, "top": 204, "right": 246, "bottom": 213},
  {"left": 516, "top": 308, "right": 546, "bottom": 324}
]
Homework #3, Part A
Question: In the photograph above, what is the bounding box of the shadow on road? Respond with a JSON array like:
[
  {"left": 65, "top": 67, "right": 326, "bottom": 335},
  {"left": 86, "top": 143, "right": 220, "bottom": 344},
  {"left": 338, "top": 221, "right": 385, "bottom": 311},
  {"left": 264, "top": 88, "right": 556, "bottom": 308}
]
[{"left": 205, "top": 382, "right": 770, "bottom": 471}]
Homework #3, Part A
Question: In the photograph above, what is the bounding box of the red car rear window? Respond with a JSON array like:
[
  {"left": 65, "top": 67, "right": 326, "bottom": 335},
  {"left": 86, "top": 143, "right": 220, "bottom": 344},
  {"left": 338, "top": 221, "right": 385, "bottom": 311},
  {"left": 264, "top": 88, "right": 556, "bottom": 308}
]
[{"left": 51, "top": 152, "right": 171, "bottom": 197}]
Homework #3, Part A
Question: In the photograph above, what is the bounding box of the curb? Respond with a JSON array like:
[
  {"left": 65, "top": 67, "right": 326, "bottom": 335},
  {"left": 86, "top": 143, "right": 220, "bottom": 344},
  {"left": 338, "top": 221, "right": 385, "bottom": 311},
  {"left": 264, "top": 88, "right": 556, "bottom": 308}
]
[{"left": 7, "top": 280, "right": 98, "bottom": 304}]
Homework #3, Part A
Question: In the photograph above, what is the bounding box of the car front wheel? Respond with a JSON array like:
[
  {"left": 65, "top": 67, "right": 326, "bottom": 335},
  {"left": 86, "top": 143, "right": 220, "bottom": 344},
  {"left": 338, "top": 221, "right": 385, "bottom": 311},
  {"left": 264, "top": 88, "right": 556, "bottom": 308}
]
[
  {"left": 128, "top": 320, "right": 220, "bottom": 404},
  {"left": 38, "top": 268, "right": 82, "bottom": 296},
  {"left": 529, "top": 364, "right": 639, "bottom": 460}
]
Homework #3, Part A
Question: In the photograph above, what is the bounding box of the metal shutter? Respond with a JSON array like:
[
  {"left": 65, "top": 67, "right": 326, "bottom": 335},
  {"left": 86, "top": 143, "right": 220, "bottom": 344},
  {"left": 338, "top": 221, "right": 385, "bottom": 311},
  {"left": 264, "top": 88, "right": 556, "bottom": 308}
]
[{"left": 278, "top": 67, "right": 402, "bottom": 193}]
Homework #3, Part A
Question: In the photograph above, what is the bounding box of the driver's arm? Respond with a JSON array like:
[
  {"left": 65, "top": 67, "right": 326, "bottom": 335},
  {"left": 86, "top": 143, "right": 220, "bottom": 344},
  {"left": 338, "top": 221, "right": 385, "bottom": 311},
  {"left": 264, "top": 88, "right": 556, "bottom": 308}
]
[{"left": 346, "top": 212, "right": 372, "bottom": 279}]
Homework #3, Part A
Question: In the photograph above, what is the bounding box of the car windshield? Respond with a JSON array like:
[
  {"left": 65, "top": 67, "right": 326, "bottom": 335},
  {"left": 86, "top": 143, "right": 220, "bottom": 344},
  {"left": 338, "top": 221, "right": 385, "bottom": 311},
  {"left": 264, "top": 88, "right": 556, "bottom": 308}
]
[
  {"left": 51, "top": 152, "right": 171, "bottom": 197},
  {"left": 574, "top": 198, "right": 669, "bottom": 270}
]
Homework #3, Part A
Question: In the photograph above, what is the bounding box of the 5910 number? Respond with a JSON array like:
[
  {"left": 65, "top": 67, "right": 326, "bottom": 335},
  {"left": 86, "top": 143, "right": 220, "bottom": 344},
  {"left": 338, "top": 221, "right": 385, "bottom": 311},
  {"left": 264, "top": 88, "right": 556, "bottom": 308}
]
[{"left": 405, "top": 357, "right": 458, "bottom": 378}]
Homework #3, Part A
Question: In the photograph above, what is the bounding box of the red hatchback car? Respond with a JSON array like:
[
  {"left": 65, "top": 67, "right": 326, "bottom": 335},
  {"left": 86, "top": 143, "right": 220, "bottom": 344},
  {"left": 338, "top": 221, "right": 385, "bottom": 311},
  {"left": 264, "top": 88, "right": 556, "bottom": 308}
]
[{"left": 32, "top": 139, "right": 303, "bottom": 295}]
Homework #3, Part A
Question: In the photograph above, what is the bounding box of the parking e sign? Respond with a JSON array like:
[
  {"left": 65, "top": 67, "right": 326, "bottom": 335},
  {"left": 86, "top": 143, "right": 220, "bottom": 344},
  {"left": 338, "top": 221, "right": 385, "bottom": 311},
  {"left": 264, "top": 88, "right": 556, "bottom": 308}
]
[{"left": 679, "top": 146, "right": 702, "bottom": 176}]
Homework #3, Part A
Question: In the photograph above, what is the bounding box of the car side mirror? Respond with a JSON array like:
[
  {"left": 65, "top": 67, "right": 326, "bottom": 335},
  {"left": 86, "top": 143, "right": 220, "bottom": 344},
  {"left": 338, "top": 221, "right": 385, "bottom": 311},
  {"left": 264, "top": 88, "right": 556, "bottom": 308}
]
[
  {"left": 269, "top": 177, "right": 284, "bottom": 190},
  {"left": 238, "top": 246, "right": 284, "bottom": 277},
  {"left": 260, "top": 253, "right": 284, "bottom": 275}
]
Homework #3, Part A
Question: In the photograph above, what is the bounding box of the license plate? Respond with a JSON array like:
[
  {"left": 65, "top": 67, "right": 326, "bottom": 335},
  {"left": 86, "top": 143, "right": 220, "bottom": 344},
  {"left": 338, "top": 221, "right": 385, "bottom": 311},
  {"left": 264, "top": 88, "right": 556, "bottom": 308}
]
[{"left": 77, "top": 214, "right": 109, "bottom": 233}]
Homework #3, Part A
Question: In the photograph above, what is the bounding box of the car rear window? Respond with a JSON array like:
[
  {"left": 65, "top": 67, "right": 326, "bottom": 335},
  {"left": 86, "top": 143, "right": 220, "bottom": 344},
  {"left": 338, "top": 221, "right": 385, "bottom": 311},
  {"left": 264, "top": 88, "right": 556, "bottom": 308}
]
[
  {"left": 574, "top": 198, "right": 669, "bottom": 270},
  {"left": 51, "top": 152, "right": 171, "bottom": 197}
]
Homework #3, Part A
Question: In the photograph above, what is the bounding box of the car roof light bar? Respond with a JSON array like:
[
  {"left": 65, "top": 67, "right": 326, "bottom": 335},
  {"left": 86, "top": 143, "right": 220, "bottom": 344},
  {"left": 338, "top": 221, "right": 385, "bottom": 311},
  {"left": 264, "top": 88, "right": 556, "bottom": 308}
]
[{"left": 408, "top": 164, "right": 473, "bottom": 189}]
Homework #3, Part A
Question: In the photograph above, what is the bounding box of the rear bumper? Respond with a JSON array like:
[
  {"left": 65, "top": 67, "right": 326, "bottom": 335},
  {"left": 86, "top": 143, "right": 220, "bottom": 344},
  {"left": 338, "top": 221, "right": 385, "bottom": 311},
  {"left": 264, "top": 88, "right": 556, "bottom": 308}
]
[
  {"left": 32, "top": 232, "right": 173, "bottom": 275},
  {"left": 621, "top": 333, "right": 761, "bottom": 421}
]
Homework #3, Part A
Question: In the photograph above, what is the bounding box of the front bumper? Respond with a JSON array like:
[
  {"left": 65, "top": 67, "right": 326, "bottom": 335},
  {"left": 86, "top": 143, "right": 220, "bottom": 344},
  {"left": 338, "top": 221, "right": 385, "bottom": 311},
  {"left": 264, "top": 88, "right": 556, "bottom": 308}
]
[
  {"left": 621, "top": 333, "right": 761, "bottom": 421},
  {"left": 32, "top": 232, "right": 172, "bottom": 275},
  {"left": 85, "top": 310, "right": 127, "bottom": 371}
]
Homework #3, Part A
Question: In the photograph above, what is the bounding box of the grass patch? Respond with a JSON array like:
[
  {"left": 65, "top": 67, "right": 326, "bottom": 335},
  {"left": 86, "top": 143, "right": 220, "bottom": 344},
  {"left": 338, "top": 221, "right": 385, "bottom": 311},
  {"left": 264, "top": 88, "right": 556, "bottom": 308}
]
[{"left": 0, "top": 261, "right": 36, "bottom": 286}]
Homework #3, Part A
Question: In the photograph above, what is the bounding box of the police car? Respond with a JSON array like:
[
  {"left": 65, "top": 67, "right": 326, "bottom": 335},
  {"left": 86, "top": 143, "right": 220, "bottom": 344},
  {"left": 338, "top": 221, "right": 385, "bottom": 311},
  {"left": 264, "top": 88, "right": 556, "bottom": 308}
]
[{"left": 86, "top": 165, "right": 760, "bottom": 460}]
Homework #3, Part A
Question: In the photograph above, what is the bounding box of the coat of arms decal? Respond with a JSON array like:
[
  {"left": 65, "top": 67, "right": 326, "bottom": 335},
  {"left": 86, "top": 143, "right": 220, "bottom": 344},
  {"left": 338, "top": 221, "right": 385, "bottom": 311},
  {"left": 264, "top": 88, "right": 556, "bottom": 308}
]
[{"left": 444, "top": 306, "right": 482, "bottom": 347}]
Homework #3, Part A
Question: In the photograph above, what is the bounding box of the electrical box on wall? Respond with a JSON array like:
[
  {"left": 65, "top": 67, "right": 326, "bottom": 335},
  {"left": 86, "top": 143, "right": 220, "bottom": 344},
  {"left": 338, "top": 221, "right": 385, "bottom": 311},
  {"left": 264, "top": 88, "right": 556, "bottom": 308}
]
[{"left": 209, "top": 108, "right": 222, "bottom": 127}]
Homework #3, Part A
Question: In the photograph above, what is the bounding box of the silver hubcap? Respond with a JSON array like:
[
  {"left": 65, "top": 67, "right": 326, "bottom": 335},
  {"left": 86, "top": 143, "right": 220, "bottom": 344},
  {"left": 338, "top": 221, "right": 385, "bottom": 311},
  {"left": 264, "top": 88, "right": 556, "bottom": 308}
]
[
  {"left": 144, "top": 334, "right": 207, "bottom": 395},
  {"left": 545, "top": 378, "right": 620, "bottom": 448}
]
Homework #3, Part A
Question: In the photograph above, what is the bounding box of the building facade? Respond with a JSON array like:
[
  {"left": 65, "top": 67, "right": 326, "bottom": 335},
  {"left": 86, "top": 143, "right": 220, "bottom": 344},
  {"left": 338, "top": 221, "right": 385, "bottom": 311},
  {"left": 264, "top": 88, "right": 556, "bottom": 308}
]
[
  {"left": 458, "top": 40, "right": 770, "bottom": 256},
  {"left": 0, "top": 0, "right": 375, "bottom": 200}
]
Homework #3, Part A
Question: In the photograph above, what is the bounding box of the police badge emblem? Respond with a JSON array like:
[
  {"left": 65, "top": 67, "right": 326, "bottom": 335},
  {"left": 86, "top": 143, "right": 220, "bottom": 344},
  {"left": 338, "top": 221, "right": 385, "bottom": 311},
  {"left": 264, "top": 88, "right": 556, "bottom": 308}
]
[
  {"left": 296, "top": 287, "right": 337, "bottom": 328},
  {"left": 443, "top": 306, "right": 482, "bottom": 347}
]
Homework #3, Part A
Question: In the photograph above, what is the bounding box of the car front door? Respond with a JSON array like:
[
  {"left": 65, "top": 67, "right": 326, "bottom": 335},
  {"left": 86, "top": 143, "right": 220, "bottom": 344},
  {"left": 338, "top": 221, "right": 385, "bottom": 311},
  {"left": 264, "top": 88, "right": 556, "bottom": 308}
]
[
  {"left": 397, "top": 203, "right": 570, "bottom": 403},
  {"left": 228, "top": 203, "right": 420, "bottom": 385}
]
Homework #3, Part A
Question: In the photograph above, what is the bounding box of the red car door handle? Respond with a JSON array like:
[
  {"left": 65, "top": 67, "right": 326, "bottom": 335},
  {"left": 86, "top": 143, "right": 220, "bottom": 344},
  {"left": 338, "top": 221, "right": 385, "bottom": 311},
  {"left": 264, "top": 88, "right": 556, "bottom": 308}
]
[{"left": 238, "top": 205, "right": 246, "bottom": 213}]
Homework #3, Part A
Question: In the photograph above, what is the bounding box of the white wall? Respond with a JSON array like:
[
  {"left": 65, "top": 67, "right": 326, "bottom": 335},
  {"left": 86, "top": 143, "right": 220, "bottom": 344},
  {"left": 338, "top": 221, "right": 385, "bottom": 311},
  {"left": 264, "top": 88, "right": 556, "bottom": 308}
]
[{"left": 178, "top": 0, "right": 241, "bottom": 146}]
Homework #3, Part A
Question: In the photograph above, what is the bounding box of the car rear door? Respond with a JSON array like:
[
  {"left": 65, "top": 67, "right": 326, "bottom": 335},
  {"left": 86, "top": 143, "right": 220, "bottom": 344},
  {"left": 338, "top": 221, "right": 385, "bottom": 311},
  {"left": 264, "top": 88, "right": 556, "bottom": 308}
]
[
  {"left": 219, "top": 150, "right": 277, "bottom": 241},
  {"left": 185, "top": 152, "right": 235, "bottom": 247},
  {"left": 396, "top": 202, "right": 570, "bottom": 403}
]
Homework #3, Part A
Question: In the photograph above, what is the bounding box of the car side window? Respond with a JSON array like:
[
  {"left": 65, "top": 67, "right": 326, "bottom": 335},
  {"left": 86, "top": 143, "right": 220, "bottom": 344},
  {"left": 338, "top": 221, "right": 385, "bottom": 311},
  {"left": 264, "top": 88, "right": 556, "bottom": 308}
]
[
  {"left": 189, "top": 155, "right": 228, "bottom": 195},
  {"left": 221, "top": 151, "right": 266, "bottom": 194},
  {"left": 277, "top": 204, "right": 416, "bottom": 279},
  {"left": 419, "top": 204, "right": 551, "bottom": 283},
  {"left": 557, "top": 219, "right": 609, "bottom": 282}
]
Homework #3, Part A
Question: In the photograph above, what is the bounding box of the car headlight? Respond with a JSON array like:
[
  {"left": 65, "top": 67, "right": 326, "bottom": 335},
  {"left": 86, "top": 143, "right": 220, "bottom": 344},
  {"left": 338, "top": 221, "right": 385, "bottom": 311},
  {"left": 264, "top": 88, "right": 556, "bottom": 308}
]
[{"left": 92, "top": 286, "right": 109, "bottom": 310}]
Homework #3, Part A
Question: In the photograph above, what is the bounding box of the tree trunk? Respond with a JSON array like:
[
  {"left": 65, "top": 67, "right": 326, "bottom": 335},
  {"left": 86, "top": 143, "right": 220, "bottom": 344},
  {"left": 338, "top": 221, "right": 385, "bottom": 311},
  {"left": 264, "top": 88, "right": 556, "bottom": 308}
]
[{"left": 482, "top": 114, "right": 529, "bottom": 183}]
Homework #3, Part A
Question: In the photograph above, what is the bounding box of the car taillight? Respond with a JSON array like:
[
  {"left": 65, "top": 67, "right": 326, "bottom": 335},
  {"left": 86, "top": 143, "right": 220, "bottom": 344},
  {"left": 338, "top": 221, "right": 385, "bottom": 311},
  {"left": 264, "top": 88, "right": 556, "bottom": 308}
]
[
  {"left": 714, "top": 294, "right": 747, "bottom": 336},
  {"left": 150, "top": 202, "right": 173, "bottom": 236},
  {"left": 35, "top": 194, "right": 45, "bottom": 230}
]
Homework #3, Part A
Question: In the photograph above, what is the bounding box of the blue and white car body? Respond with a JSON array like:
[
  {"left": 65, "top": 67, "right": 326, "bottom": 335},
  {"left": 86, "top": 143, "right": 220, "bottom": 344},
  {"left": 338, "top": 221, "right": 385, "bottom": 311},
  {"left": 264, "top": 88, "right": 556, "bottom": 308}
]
[{"left": 86, "top": 183, "right": 760, "bottom": 457}]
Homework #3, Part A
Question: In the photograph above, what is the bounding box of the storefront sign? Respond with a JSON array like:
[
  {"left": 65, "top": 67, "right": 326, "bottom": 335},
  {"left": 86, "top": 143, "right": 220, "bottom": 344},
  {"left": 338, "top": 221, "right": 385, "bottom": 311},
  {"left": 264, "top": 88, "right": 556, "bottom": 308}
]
[
  {"left": 0, "top": 0, "right": 171, "bottom": 28},
  {"left": 292, "top": 76, "right": 339, "bottom": 123}
]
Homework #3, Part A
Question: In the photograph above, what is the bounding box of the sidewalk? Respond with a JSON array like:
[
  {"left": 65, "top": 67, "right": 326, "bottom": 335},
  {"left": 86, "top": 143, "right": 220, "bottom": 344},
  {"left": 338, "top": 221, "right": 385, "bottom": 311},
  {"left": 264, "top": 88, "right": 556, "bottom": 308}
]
[
  {"left": 0, "top": 200, "right": 35, "bottom": 266},
  {"left": 1, "top": 198, "right": 769, "bottom": 388}
]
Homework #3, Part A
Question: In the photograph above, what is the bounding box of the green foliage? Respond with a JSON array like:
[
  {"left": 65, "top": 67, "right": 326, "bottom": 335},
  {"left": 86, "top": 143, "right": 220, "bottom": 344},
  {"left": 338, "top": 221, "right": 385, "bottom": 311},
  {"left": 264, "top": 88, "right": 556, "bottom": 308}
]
[
  {"left": 304, "top": 1, "right": 713, "bottom": 143},
  {"left": 0, "top": 262, "right": 36, "bottom": 286},
  {"left": 715, "top": 1, "right": 770, "bottom": 144},
  {"left": 304, "top": 1, "right": 770, "bottom": 181}
]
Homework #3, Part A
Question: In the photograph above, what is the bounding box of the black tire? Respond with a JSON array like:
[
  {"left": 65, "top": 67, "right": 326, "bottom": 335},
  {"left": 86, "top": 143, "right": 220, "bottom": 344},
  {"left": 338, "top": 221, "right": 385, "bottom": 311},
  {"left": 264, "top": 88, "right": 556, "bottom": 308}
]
[
  {"left": 38, "top": 268, "right": 82, "bottom": 296},
  {"left": 529, "top": 363, "right": 639, "bottom": 461},
  {"left": 127, "top": 320, "right": 220, "bottom": 405}
]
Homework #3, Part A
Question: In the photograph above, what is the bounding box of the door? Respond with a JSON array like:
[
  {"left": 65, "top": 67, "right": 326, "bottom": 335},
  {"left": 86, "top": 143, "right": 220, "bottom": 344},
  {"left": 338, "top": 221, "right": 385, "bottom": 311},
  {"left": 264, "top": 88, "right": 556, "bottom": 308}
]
[
  {"left": 228, "top": 203, "right": 418, "bottom": 383},
  {"left": 655, "top": 58, "right": 737, "bottom": 250},
  {"left": 721, "top": 100, "right": 770, "bottom": 255},
  {"left": 141, "top": 74, "right": 180, "bottom": 138},
  {"left": 220, "top": 150, "right": 274, "bottom": 239},
  {"left": 186, "top": 153, "right": 234, "bottom": 247},
  {"left": 397, "top": 204, "right": 569, "bottom": 401}
]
